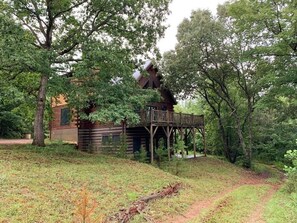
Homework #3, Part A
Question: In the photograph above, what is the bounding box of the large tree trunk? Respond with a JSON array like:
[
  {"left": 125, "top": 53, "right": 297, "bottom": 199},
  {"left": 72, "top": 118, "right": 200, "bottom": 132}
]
[
  {"left": 32, "top": 74, "right": 48, "bottom": 147},
  {"left": 234, "top": 113, "right": 251, "bottom": 168},
  {"left": 246, "top": 99, "right": 254, "bottom": 165},
  {"left": 218, "top": 118, "right": 232, "bottom": 162}
]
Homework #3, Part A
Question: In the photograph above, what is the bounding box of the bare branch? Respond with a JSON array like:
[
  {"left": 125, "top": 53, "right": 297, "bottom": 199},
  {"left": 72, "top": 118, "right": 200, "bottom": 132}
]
[
  {"left": 30, "top": 0, "right": 47, "bottom": 37},
  {"left": 19, "top": 17, "right": 44, "bottom": 46}
]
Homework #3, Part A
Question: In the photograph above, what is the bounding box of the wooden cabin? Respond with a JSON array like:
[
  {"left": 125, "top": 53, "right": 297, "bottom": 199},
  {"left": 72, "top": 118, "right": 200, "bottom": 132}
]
[{"left": 50, "top": 61, "right": 205, "bottom": 162}]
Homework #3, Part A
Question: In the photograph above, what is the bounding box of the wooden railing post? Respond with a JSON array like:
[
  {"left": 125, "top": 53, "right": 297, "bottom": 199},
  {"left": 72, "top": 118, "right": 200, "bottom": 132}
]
[
  {"left": 150, "top": 109, "right": 153, "bottom": 124},
  {"left": 179, "top": 112, "right": 182, "bottom": 125},
  {"left": 167, "top": 110, "right": 169, "bottom": 124}
]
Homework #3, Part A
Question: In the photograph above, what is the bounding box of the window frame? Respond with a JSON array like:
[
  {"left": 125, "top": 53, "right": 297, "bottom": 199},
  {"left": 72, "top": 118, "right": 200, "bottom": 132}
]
[{"left": 60, "top": 107, "right": 70, "bottom": 126}]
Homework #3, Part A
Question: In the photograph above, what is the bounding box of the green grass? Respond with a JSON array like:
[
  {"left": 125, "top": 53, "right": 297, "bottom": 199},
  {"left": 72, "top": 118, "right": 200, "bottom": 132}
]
[
  {"left": 0, "top": 144, "right": 179, "bottom": 222},
  {"left": 0, "top": 144, "right": 291, "bottom": 222},
  {"left": 251, "top": 162, "right": 284, "bottom": 183},
  {"left": 189, "top": 185, "right": 270, "bottom": 223},
  {"left": 264, "top": 188, "right": 297, "bottom": 223}
]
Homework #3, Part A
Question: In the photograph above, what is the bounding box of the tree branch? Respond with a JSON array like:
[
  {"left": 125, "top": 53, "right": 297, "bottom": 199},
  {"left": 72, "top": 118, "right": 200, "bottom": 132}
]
[{"left": 53, "top": 0, "right": 89, "bottom": 19}]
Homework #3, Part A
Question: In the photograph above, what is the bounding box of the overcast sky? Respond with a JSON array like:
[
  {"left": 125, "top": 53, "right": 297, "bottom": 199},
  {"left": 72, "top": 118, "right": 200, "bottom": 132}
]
[{"left": 157, "top": 0, "right": 227, "bottom": 53}]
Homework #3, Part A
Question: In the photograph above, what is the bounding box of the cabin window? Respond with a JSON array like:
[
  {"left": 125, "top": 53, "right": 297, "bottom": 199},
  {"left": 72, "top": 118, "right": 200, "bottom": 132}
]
[
  {"left": 102, "top": 135, "right": 110, "bottom": 145},
  {"left": 60, "top": 108, "right": 70, "bottom": 126},
  {"left": 102, "top": 134, "right": 120, "bottom": 145},
  {"left": 112, "top": 135, "right": 120, "bottom": 144}
]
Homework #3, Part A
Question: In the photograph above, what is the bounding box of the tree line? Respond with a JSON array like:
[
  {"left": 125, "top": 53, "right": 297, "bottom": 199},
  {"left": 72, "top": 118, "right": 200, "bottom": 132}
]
[{"left": 162, "top": 0, "right": 296, "bottom": 167}]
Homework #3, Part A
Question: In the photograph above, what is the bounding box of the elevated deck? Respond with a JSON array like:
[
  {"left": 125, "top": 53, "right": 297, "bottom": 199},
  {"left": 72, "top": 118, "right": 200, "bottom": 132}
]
[{"left": 132, "top": 110, "right": 204, "bottom": 128}]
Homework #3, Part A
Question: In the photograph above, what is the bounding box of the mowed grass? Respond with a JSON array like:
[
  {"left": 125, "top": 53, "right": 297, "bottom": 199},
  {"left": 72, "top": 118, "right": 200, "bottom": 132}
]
[
  {"left": 0, "top": 144, "right": 179, "bottom": 222},
  {"left": 189, "top": 185, "right": 270, "bottom": 223},
  {"left": 141, "top": 158, "right": 244, "bottom": 222},
  {"left": 0, "top": 144, "right": 291, "bottom": 223},
  {"left": 264, "top": 188, "right": 297, "bottom": 223},
  {"left": 0, "top": 144, "right": 246, "bottom": 222}
]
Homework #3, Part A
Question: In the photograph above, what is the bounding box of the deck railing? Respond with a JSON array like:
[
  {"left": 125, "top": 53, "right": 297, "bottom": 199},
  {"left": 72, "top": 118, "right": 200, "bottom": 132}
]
[{"left": 137, "top": 110, "right": 204, "bottom": 127}]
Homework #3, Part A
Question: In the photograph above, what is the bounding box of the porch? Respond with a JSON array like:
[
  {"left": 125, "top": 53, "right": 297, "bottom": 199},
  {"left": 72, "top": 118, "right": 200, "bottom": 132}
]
[{"left": 126, "top": 109, "right": 206, "bottom": 163}]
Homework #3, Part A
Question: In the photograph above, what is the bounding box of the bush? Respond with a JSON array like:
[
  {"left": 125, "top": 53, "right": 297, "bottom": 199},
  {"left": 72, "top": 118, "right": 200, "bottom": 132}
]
[
  {"left": 117, "top": 134, "right": 128, "bottom": 159},
  {"left": 173, "top": 138, "right": 187, "bottom": 157},
  {"left": 155, "top": 138, "right": 168, "bottom": 167},
  {"left": 134, "top": 146, "right": 148, "bottom": 163},
  {"left": 284, "top": 150, "right": 297, "bottom": 194}
]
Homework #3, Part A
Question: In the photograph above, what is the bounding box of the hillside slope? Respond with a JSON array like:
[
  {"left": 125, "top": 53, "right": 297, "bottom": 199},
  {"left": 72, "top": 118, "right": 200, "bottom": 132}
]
[{"left": 0, "top": 144, "right": 292, "bottom": 223}]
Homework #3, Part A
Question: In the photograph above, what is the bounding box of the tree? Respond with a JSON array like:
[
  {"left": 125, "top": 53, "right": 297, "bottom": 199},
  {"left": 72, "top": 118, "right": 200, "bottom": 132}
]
[
  {"left": 228, "top": 0, "right": 297, "bottom": 118},
  {"left": 162, "top": 9, "right": 267, "bottom": 167},
  {"left": 227, "top": 0, "right": 297, "bottom": 162},
  {"left": 0, "top": 72, "right": 38, "bottom": 138},
  {"left": 0, "top": 0, "right": 171, "bottom": 146}
]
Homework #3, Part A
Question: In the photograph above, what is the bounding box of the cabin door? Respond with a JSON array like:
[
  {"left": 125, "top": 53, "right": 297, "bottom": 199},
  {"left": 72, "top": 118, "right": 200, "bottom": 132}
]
[{"left": 133, "top": 137, "right": 141, "bottom": 153}]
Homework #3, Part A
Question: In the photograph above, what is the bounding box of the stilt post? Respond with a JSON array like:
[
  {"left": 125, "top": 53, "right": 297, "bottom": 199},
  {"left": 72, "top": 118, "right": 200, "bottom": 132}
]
[
  {"left": 193, "top": 128, "right": 196, "bottom": 158},
  {"left": 202, "top": 126, "right": 206, "bottom": 157},
  {"left": 167, "top": 125, "right": 170, "bottom": 161},
  {"left": 150, "top": 124, "right": 154, "bottom": 163}
]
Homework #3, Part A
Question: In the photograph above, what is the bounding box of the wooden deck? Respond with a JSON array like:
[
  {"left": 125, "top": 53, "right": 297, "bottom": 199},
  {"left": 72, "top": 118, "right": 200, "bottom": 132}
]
[{"left": 134, "top": 110, "right": 204, "bottom": 127}]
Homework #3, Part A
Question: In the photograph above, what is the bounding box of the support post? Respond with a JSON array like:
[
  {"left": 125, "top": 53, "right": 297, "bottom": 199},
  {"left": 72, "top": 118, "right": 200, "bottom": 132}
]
[
  {"left": 179, "top": 128, "right": 184, "bottom": 158},
  {"left": 150, "top": 124, "right": 154, "bottom": 163},
  {"left": 193, "top": 128, "right": 196, "bottom": 158},
  {"left": 202, "top": 126, "right": 206, "bottom": 157},
  {"left": 167, "top": 125, "right": 170, "bottom": 161}
]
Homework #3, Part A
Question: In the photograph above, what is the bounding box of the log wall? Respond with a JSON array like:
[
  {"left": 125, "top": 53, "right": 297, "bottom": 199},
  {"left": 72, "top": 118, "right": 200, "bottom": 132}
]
[{"left": 78, "top": 126, "right": 169, "bottom": 154}]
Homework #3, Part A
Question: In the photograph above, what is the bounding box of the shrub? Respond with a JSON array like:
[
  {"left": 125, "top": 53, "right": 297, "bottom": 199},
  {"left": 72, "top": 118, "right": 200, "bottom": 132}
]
[
  {"left": 284, "top": 150, "right": 297, "bottom": 194},
  {"left": 173, "top": 138, "right": 187, "bottom": 158},
  {"left": 155, "top": 138, "right": 168, "bottom": 167},
  {"left": 117, "top": 134, "right": 128, "bottom": 159},
  {"left": 134, "top": 146, "right": 148, "bottom": 163}
]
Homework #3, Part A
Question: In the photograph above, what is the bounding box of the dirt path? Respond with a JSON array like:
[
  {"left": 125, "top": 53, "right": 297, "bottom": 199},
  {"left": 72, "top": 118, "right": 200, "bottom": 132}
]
[
  {"left": 162, "top": 172, "right": 281, "bottom": 223},
  {"left": 245, "top": 184, "right": 280, "bottom": 223},
  {"left": 0, "top": 139, "right": 33, "bottom": 145},
  {"left": 163, "top": 184, "right": 242, "bottom": 223}
]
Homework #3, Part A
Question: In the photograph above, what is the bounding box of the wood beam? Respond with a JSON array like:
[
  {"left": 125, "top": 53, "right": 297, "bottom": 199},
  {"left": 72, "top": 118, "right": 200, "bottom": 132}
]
[
  {"left": 150, "top": 124, "right": 154, "bottom": 163},
  {"left": 202, "top": 126, "right": 206, "bottom": 157},
  {"left": 167, "top": 125, "right": 170, "bottom": 161},
  {"left": 192, "top": 128, "right": 196, "bottom": 158}
]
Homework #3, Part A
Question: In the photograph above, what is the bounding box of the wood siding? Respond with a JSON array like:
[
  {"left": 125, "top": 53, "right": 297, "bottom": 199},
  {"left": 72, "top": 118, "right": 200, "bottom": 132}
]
[
  {"left": 50, "top": 104, "right": 78, "bottom": 142},
  {"left": 77, "top": 126, "right": 170, "bottom": 154},
  {"left": 78, "top": 126, "right": 123, "bottom": 152}
]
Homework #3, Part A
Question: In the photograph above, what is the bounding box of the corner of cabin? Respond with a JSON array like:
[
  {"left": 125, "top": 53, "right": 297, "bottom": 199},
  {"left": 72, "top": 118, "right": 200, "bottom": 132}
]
[{"left": 50, "top": 94, "right": 78, "bottom": 143}]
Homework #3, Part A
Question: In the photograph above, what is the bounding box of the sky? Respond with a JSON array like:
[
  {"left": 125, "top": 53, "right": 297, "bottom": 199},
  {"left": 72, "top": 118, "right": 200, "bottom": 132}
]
[{"left": 157, "top": 0, "right": 227, "bottom": 53}]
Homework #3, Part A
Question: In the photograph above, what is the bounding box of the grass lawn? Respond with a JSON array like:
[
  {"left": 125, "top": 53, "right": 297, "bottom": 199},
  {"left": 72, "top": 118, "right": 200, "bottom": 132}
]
[
  {"left": 264, "top": 187, "right": 297, "bottom": 223},
  {"left": 189, "top": 185, "right": 270, "bottom": 223},
  {"left": 0, "top": 143, "right": 294, "bottom": 222}
]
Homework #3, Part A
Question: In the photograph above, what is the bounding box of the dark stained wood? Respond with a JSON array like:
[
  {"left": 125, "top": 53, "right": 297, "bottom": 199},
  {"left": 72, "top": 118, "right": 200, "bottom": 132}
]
[
  {"left": 134, "top": 110, "right": 204, "bottom": 128},
  {"left": 50, "top": 61, "right": 206, "bottom": 159}
]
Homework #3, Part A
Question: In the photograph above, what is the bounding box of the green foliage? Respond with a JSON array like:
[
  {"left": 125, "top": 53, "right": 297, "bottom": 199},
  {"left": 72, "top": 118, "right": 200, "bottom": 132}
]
[
  {"left": 253, "top": 109, "right": 297, "bottom": 162},
  {"left": 284, "top": 150, "right": 297, "bottom": 194},
  {"left": 173, "top": 138, "right": 187, "bottom": 157},
  {"left": 134, "top": 145, "right": 148, "bottom": 163},
  {"left": 0, "top": 111, "right": 24, "bottom": 138},
  {"left": 169, "top": 157, "right": 183, "bottom": 176},
  {"left": 117, "top": 134, "right": 128, "bottom": 159},
  {"left": 0, "top": 0, "right": 171, "bottom": 145},
  {"left": 163, "top": 1, "right": 297, "bottom": 167},
  {"left": 0, "top": 74, "right": 37, "bottom": 138},
  {"left": 139, "top": 146, "right": 149, "bottom": 163},
  {"left": 155, "top": 138, "right": 168, "bottom": 166}
]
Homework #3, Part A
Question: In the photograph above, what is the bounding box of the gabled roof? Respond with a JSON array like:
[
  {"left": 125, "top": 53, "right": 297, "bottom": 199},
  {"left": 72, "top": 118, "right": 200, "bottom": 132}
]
[
  {"left": 133, "top": 60, "right": 177, "bottom": 105},
  {"left": 132, "top": 60, "right": 153, "bottom": 81}
]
